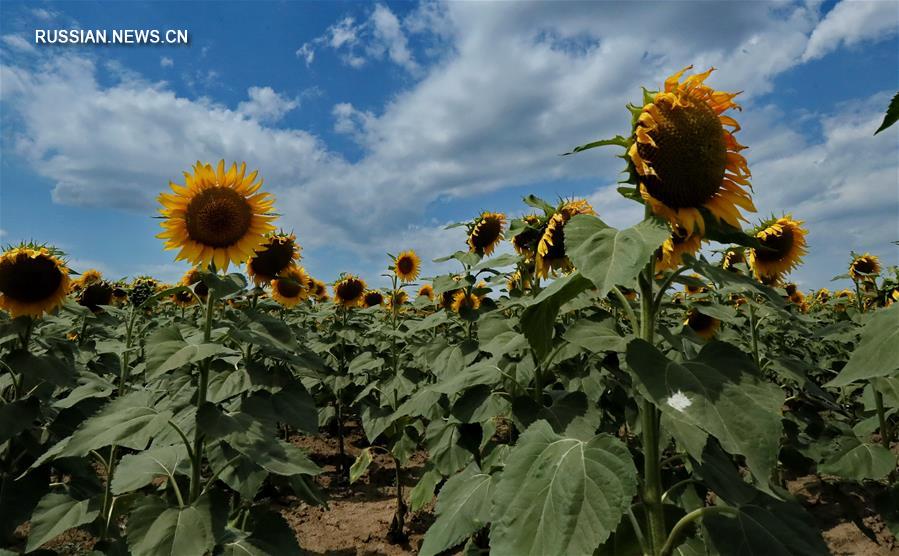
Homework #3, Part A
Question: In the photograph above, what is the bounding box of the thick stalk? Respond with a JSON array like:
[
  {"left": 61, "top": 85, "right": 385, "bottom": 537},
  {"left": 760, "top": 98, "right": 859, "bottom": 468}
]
[
  {"left": 639, "top": 264, "right": 666, "bottom": 554},
  {"left": 748, "top": 301, "right": 761, "bottom": 370},
  {"left": 388, "top": 454, "right": 407, "bottom": 540},
  {"left": 189, "top": 291, "right": 216, "bottom": 503},
  {"left": 874, "top": 389, "right": 890, "bottom": 449},
  {"left": 853, "top": 278, "right": 864, "bottom": 313}
]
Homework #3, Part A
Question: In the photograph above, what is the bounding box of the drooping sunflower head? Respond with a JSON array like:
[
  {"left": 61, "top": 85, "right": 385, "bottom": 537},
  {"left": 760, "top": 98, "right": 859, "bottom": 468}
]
[
  {"left": 181, "top": 267, "right": 209, "bottom": 300},
  {"left": 467, "top": 212, "right": 507, "bottom": 256},
  {"left": 511, "top": 214, "right": 544, "bottom": 257},
  {"left": 333, "top": 274, "right": 367, "bottom": 308},
  {"left": 157, "top": 160, "right": 276, "bottom": 271},
  {"left": 71, "top": 269, "right": 103, "bottom": 293},
  {"left": 393, "top": 250, "right": 421, "bottom": 283},
  {"left": 247, "top": 231, "right": 299, "bottom": 286},
  {"left": 417, "top": 283, "right": 435, "bottom": 301},
  {"left": 684, "top": 274, "right": 709, "bottom": 296},
  {"left": 721, "top": 247, "right": 746, "bottom": 273},
  {"left": 535, "top": 199, "right": 594, "bottom": 279},
  {"left": 361, "top": 289, "right": 385, "bottom": 308},
  {"left": 748, "top": 215, "right": 807, "bottom": 281},
  {"left": 630, "top": 66, "right": 754, "bottom": 234},
  {"left": 78, "top": 280, "right": 114, "bottom": 313},
  {"left": 655, "top": 225, "right": 703, "bottom": 272},
  {"left": 684, "top": 309, "right": 719, "bottom": 340},
  {"left": 111, "top": 282, "right": 128, "bottom": 305},
  {"left": 0, "top": 244, "right": 71, "bottom": 318},
  {"left": 451, "top": 290, "right": 481, "bottom": 313},
  {"left": 849, "top": 253, "right": 881, "bottom": 282},
  {"left": 814, "top": 288, "right": 830, "bottom": 305},
  {"left": 271, "top": 265, "right": 310, "bottom": 308}
]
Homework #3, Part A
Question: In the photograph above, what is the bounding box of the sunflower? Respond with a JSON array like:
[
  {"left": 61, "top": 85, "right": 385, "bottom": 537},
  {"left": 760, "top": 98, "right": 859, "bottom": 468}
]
[
  {"left": 78, "top": 280, "right": 114, "bottom": 313},
  {"left": 506, "top": 270, "right": 532, "bottom": 293},
  {"left": 157, "top": 160, "right": 276, "bottom": 271},
  {"left": 387, "top": 290, "right": 408, "bottom": 310},
  {"left": 181, "top": 268, "right": 209, "bottom": 299},
  {"left": 535, "top": 199, "right": 595, "bottom": 279},
  {"left": 361, "top": 289, "right": 385, "bottom": 308},
  {"left": 71, "top": 269, "right": 103, "bottom": 293},
  {"left": 629, "top": 66, "right": 754, "bottom": 234},
  {"left": 333, "top": 274, "right": 366, "bottom": 308},
  {"left": 849, "top": 253, "right": 880, "bottom": 282},
  {"left": 511, "top": 214, "right": 544, "bottom": 257},
  {"left": 814, "top": 288, "right": 830, "bottom": 304},
  {"left": 394, "top": 250, "right": 421, "bottom": 282},
  {"left": 656, "top": 225, "right": 703, "bottom": 271},
  {"left": 451, "top": 290, "right": 481, "bottom": 313},
  {"left": 309, "top": 278, "right": 329, "bottom": 302},
  {"left": 467, "top": 212, "right": 506, "bottom": 256},
  {"left": 129, "top": 276, "right": 158, "bottom": 307},
  {"left": 0, "top": 245, "right": 71, "bottom": 318},
  {"left": 721, "top": 247, "right": 746, "bottom": 273},
  {"left": 271, "top": 266, "right": 310, "bottom": 308},
  {"left": 247, "top": 231, "right": 300, "bottom": 286},
  {"left": 111, "top": 283, "right": 128, "bottom": 305},
  {"left": 684, "top": 309, "right": 719, "bottom": 340},
  {"left": 684, "top": 274, "right": 709, "bottom": 296},
  {"left": 748, "top": 216, "right": 807, "bottom": 281},
  {"left": 417, "top": 283, "right": 435, "bottom": 301}
]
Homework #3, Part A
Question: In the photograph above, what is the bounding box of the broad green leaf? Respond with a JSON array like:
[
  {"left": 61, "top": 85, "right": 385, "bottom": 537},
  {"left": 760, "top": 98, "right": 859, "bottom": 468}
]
[
  {"left": 562, "top": 319, "right": 627, "bottom": 353},
  {"left": 489, "top": 421, "right": 637, "bottom": 555},
  {"left": 221, "top": 509, "right": 302, "bottom": 556},
  {"left": 451, "top": 384, "right": 510, "bottom": 423},
  {"left": 349, "top": 447, "right": 374, "bottom": 484},
  {"left": 150, "top": 343, "right": 235, "bottom": 378},
  {"left": 5, "top": 350, "right": 74, "bottom": 387},
  {"left": 419, "top": 465, "right": 494, "bottom": 556},
  {"left": 565, "top": 214, "right": 669, "bottom": 296},
  {"left": 0, "top": 397, "right": 39, "bottom": 444},
  {"left": 818, "top": 433, "right": 896, "bottom": 481},
  {"left": 826, "top": 304, "right": 899, "bottom": 387},
  {"left": 431, "top": 362, "right": 501, "bottom": 395},
  {"left": 53, "top": 374, "right": 115, "bottom": 409},
  {"left": 127, "top": 496, "right": 214, "bottom": 556},
  {"left": 410, "top": 467, "right": 442, "bottom": 513},
  {"left": 425, "top": 420, "right": 473, "bottom": 475},
  {"left": 521, "top": 272, "right": 593, "bottom": 361},
  {"left": 626, "top": 340, "right": 783, "bottom": 484},
  {"left": 874, "top": 91, "right": 899, "bottom": 134},
  {"left": 26, "top": 493, "right": 100, "bottom": 553},
  {"left": 111, "top": 445, "right": 189, "bottom": 495}
]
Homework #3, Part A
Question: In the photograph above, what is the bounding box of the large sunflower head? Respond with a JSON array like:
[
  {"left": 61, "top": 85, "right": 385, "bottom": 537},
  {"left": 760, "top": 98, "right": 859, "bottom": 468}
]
[
  {"left": 629, "top": 66, "right": 754, "bottom": 234},
  {"left": 417, "top": 283, "right": 435, "bottom": 301},
  {"left": 0, "top": 245, "right": 71, "bottom": 318},
  {"left": 361, "top": 289, "right": 385, "bottom": 308},
  {"left": 393, "top": 250, "right": 421, "bottom": 283},
  {"left": 748, "top": 215, "right": 807, "bottom": 281},
  {"left": 684, "top": 309, "right": 719, "bottom": 340},
  {"left": 849, "top": 253, "right": 880, "bottom": 282},
  {"left": 467, "top": 212, "right": 507, "bottom": 256},
  {"left": 333, "top": 274, "right": 367, "bottom": 308},
  {"left": 271, "top": 265, "right": 310, "bottom": 308},
  {"left": 71, "top": 269, "right": 103, "bottom": 294},
  {"left": 535, "top": 199, "right": 595, "bottom": 279},
  {"left": 157, "top": 160, "right": 276, "bottom": 271},
  {"left": 450, "top": 290, "right": 481, "bottom": 313},
  {"left": 247, "top": 231, "right": 299, "bottom": 286},
  {"left": 511, "top": 214, "right": 544, "bottom": 257},
  {"left": 655, "top": 225, "right": 703, "bottom": 272}
]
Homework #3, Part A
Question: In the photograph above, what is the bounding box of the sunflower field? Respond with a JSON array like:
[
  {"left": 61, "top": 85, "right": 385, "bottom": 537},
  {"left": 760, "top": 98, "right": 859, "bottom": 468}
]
[{"left": 1, "top": 67, "right": 898, "bottom": 556}]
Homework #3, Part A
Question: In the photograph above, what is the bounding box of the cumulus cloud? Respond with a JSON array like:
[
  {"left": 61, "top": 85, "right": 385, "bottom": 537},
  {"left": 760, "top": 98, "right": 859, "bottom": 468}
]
[
  {"left": 803, "top": 0, "right": 899, "bottom": 61},
  {"left": 1, "top": 1, "right": 897, "bottom": 285},
  {"left": 2, "top": 34, "right": 35, "bottom": 53},
  {"left": 237, "top": 86, "right": 299, "bottom": 123}
]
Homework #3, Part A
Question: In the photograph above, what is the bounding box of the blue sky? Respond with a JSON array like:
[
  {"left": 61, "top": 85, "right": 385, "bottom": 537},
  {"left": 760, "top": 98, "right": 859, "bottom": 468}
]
[{"left": 0, "top": 0, "right": 897, "bottom": 289}]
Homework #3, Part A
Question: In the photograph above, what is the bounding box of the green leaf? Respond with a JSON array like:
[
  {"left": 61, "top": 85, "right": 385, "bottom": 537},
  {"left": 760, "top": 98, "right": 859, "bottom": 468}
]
[
  {"left": 410, "top": 467, "right": 442, "bottom": 513},
  {"left": 521, "top": 272, "right": 594, "bottom": 361},
  {"left": 0, "top": 397, "right": 39, "bottom": 444},
  {"left": 874, "top": 91, "right": 899, "bottom": 134},
  {"left": 562, "top": 319, "right": 628, "bottom": 354},
  {"left": 818, "top": 433, "right": 896, "bottom": 481},
  {"left": 826, "top": 304, "right": 899, "bottom": 387},
  {"left": 425, "top": 420, "right": 474, "bottom": 475},
  {"left": 221, "top": 509, "right": 302, "bottom": 556},
  {"left": 111, "top": 445, "right": 189, "bottom": 495},
  {"left": 149, "top": 343, "right": 235, "bottom": 377},
  {"left": 565, "top": 215, "right": 669, "bottom": 296},
  {"left": 419, "top": 465, "right": 495, "bottom": 556},
  {"left": 349, "top": 447, "right": 374, "bottom": 484},
  {"left": 201, "top": 272, "right": 246, "bottom": 298},
  {"left": 26, "top": 493, "right": 100, "bottom": 553},
  {"left": 626, "top": 340, "right": 783, "bottom": 484},
  {"left": 126, "top": 496, "right": 215, "bottom": 556},
  {"left": 489, "top": 421, "right": 637, "bottom": 555},
  {"left": 5, "top": 350, "right": 74, "bottom": 387},
  {"left": 562, "top": 135, "right": 629, "bottom": 155},
  {"left": 451, "top": 384, "right": 510, "bottom": 423}
]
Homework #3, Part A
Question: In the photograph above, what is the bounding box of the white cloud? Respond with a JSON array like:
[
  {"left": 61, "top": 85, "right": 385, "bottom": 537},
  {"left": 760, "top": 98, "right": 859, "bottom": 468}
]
[
  {"left": 31, "top": 8, "right": 59, "bottom": 21},
  {"left": 237, "top": 86, "right": 299, "bottom": 123},
  {"left": 2, "top": 1, "right": 897, "bottom": 286},
  {"left": 803, "top": 0, "right": 899, "bottom": 61},
  {"left": 295, "top": 43, "right": 315, "bottom": 66},
  {"left": 160, "top": 56, "right": 174, "bottom": 68},
  {"left": 2, "top": 34, "right": 35, "bottom": 53},
  {"left": 369, "top": 4, "right": 419, "bottom": 73}
]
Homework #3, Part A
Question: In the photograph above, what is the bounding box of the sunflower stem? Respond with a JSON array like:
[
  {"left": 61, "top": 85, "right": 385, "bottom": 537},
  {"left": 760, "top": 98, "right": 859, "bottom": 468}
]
[
  {"left": 189, "top": 289, "right": 216, "bottom": 503},
  {"left": 748, "top": 300, "right": 761, "bottom": 370},
  {"left": 873, "top": 388, "right": 891, "bottom": 449}
]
